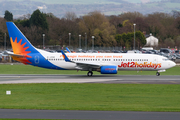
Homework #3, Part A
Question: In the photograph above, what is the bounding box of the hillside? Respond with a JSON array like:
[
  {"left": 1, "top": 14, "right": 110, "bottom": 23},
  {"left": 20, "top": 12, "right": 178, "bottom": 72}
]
[{"left": 0, "top": 0, "right": 180, "bottom": 18}]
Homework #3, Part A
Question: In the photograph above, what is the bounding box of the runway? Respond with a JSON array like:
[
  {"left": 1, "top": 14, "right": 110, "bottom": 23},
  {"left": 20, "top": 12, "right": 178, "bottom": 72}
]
[
  {"left": 0, "top": 74, "right": 180, "bottom": 84},
  {"left": 0, "top": 74, "right": 180, "bottom": 120},
  {"left": 0, "top": 109, "right": 180, "bottom": 120}
]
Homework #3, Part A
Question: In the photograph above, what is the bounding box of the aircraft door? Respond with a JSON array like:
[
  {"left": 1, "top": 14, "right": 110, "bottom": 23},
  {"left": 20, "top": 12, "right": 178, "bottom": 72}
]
[{"left": 35, "top": 56, "right": 39, "bottom": 64}]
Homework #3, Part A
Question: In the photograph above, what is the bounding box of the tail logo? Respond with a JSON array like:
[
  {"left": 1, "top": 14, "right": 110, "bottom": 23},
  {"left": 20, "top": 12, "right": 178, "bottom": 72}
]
[{"left": 11, "top": 37, "right": 32, "bottom": 64}]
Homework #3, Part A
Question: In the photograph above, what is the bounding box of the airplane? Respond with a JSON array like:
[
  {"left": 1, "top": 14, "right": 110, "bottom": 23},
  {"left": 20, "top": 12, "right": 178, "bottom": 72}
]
[
  {"left": 6, "top": 22, "right": 176, "bottom": 76},
  {"left": 66, "top": 47, "right": 71, "bottom": 53}
]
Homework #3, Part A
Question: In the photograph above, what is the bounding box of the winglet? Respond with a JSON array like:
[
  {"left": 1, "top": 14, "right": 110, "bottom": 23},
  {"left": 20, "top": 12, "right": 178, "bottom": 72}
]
[
  {"left": 61, "top": 50, "right": 71, "bottom": 62},
  {"left": 66, "top": 47, "right": 71, "bottom": 53}
]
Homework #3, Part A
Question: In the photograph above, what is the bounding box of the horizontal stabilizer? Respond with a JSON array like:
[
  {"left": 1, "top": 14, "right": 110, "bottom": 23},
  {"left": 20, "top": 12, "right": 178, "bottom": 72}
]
[{"left": 4, "top": 50, "right": 25, "bottom": 57}]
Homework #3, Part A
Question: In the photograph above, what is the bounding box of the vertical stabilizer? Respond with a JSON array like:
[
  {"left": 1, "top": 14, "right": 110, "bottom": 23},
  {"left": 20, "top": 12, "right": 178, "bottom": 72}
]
[
  {"left": 6, "top": 22, "right": 38, "bottom": 54},
  {"left": 6, "top": 22, "right": 39, "bottom": 64}
]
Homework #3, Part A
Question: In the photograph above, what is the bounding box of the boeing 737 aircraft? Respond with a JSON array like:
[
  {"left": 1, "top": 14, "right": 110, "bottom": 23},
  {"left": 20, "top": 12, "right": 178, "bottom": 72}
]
[{"left": 6, "top": 22, "right": 176, "bottom": 76}]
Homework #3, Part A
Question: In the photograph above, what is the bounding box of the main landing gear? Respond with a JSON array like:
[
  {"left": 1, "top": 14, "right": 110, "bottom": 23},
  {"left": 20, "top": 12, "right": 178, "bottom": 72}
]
[
  {"left": 156, "top": 72, "right": 160, "bottom": 76},
  {"left": 87, "top": 71, "right": 93, "bottom": 76}
]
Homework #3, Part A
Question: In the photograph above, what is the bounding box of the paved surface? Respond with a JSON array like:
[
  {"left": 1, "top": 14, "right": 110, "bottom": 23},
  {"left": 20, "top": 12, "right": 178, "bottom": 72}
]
[
  {"left": 0, "top": 74, "right": 180, "bottom": 120},
  {"left": 0, "top": 109, "right": 180, "bottom": 120},
  {"left": 0, "top": 74, "right": 180, "bottom": 84}
]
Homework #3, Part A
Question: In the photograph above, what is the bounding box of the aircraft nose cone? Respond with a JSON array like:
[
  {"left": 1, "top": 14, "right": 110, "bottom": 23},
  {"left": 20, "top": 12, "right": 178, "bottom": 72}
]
[{"left": 170, "top": 61, "right": 176, "bottom": 68}]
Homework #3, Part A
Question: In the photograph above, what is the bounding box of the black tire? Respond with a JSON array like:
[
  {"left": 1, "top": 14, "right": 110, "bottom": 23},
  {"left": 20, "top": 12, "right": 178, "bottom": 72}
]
[
  {"left": 156, "top": 72, "right": 160, "bottom": 76},
  {"left": 87, "top": 71, "right": 93, "bottom": 76}
]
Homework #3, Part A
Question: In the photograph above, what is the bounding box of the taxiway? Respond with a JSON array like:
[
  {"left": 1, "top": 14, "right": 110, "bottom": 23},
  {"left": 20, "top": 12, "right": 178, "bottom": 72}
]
[{"left": 0, "top": 74, "right": 180, "bottom": 84}]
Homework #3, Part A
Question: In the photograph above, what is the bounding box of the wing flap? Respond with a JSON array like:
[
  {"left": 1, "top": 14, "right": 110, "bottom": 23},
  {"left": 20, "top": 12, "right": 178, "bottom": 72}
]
[
  {"left": 75, "top": 62, "right": 101, "bottom": 70},
  {"left": 76, "top": 62, "right": 100, "bottom": 68}
]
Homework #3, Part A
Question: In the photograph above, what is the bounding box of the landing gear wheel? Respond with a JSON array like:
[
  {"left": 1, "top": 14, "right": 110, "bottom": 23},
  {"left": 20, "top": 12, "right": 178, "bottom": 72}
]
[
  {"left": 87, "top": 71, "right": 93, "bottom": 76},
  {"left": 156, "top": 72, "right": 160, "bottom": 76}
]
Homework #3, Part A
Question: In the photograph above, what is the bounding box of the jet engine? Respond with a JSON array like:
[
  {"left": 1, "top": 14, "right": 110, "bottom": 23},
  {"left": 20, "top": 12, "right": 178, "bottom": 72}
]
[{"left": 97, "top": 66, "right": 118, "bottom": 74}]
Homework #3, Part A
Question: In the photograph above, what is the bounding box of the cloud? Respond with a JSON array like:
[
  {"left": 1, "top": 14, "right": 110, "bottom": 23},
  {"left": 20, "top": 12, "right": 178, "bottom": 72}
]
[{"left": 37, "top": 5, "right": 47, "bottom": 10}]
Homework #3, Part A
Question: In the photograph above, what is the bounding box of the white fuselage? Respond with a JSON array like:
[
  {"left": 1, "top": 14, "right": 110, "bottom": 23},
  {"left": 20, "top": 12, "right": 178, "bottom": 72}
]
[{"left": 38, "top": 49, "right": 176, "bottom": 71}]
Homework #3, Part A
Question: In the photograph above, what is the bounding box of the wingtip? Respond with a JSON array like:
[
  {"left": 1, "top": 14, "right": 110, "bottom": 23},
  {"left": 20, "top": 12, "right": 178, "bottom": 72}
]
[
  {"left": 61, "top": 50, "right": 71, "bottom": 62},
  {"left": 66, "top": 47, "right": 71, "bottom": 53}
]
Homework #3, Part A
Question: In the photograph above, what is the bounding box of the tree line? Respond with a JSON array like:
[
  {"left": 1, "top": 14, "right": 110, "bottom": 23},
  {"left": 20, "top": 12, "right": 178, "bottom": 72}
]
[{"left": 1, "top": 9, "right": 180, "bottom": 50}]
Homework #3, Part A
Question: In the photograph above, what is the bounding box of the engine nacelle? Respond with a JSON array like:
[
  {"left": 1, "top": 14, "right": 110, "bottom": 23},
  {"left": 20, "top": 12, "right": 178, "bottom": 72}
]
[{"left": 99, "top": 66, "right": 118, "bottom": 74}]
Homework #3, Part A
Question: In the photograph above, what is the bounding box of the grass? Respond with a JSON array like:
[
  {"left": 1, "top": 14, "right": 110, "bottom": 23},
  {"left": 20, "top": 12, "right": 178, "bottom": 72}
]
[
  {"left": 0, "top": 64, "right": 179, "bottom": 75},
  {"left": 0, "top": 83, "right": 180, "bottom": 112},
  {"left": 0, "top": 64, "right": 179, "bottom": 112}
]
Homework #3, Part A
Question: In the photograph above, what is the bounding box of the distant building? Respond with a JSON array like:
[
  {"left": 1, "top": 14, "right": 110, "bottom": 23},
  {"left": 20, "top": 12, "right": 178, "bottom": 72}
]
[{"left": 145, "top": 33, "right": 158, "bottom": 47}]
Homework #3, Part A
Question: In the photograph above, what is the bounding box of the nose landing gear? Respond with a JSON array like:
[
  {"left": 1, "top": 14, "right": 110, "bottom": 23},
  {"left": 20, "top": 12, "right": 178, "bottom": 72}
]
[{"left": 156, "top": 72, "right": 160, "bottom": 76}]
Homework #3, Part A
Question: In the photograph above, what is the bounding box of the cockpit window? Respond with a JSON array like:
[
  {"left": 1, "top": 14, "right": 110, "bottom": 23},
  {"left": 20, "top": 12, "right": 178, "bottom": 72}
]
[{"left": 162, "top": 59, "right": 169, "bottom": 61}]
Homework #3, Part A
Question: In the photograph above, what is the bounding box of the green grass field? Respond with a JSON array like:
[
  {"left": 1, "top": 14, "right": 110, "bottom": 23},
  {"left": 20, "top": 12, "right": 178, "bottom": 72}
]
[
  {"left": 0, "top": 83, "right": 180, "bottom": 112},
  {"left": 0, "top": 64, "right": 179, "bottom": 75},
  {"left": 0, "top": 64, "right": 180, "bottom": 112}
]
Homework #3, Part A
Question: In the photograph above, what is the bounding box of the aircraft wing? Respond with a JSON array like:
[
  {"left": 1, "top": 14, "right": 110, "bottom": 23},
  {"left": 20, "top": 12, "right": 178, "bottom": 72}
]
[
  {"left": 4, "top": 50, "right": 25, "bottom": 57},
  {"left": 61, "top": 50, "right": 101, "bottom": 70},
  {"left": 75, "top": 62, "right": 101, "bottom": 70}
]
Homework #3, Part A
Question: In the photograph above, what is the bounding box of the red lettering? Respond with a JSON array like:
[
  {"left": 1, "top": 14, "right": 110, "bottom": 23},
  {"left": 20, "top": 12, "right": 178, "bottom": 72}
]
[
  {"left": 124, "top": 63, "right": 128, "bottom": 68},
  {"left": 130, "top": 62, "right": 135, "bottom": 68},
  {"left": 118, "top": 62, "right": 124, "bottom": 68},
  {"left": 118, "top": 62, "right": 161, "bottom": 69}
]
